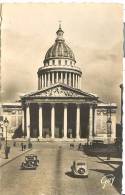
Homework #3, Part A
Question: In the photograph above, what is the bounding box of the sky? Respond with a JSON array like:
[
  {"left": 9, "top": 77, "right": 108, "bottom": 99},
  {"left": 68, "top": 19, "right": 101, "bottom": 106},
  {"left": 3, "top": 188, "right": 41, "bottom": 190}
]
[{"left": 0, "top": 3, "right": 123, "bottom": 122}]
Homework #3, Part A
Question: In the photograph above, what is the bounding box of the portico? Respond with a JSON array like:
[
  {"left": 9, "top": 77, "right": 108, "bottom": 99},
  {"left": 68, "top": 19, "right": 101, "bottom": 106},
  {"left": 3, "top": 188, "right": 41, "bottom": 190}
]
[{"left": 22, "top": 84, "right": 98, "bottom": 141}]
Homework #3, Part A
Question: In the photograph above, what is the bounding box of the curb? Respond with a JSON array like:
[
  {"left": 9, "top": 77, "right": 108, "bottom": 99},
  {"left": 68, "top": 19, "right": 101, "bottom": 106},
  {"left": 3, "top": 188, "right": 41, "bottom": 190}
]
[
  {"left": 96, "top": 155, "right": 116, "bottom": 169},
  {"left": 0, "top": 149, "right": 32, "bottom": 168}
]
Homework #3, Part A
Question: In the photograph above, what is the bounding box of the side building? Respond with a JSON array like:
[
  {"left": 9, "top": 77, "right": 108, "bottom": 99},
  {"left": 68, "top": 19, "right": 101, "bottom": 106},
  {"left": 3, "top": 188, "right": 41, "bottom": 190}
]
[{"left": 0, "top": 103, "right": 23, "bottom": 140}]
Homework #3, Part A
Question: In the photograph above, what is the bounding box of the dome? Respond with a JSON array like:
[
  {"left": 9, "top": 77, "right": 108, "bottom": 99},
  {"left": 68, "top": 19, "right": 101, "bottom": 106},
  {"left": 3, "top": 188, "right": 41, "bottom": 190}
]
[{"left": 44, "top": 25, "right": 76, "bottom": 63}]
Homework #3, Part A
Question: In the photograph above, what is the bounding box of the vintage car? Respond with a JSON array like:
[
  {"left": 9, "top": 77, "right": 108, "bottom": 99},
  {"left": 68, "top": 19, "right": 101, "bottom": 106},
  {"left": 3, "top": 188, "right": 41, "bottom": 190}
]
[
  {"left": 71, "top": 160, "right": 88, "bottom": 177},
  {"left": 21, "top": 154, "right": 39, "bottom": 170}
]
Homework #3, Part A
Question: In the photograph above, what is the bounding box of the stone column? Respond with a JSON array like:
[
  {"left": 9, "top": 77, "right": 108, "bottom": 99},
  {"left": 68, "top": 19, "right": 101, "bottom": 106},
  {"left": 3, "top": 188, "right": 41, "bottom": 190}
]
[
  {"left": 56, "top": 72, "right": 59, "bottom": 83},
  {"left": 44, "top": 73, "right": 46, "bottom": 87},
  {"left": 94, "top": 107, "right": 97, "bottom": 136},
  {"left": 41, "top": 74, "right": 43, "bottom": 88},
  {"left": 48, "top": 72, "right": 50, "bottom": 87},
  {"left": 22, "top": 109, "right": 25, "bottom": 135},
  {"left": 40, "top": 75, "right": 41, "bottom": 89},
  {"left": 61, "top": 72, "right": 63, "bottom": 83},
  {"left": 111, "top": 112, "right": 116, "bottom": 140},
  {"left": 89, "top": 105, "right": 93, "bottom": 140},
  {"left": 79, "top": 77, "right": 81, "bottom": 89},
  {"left": 46, "top": 73, "right": 48, "bottom": 87},
  {"left": 39, "top": 104, "right": 43, "bottom": 138},
  {"left": 42, "top": 74, "right": 45, "bottom": 88},
  {"left": 69, "top": 73, "right": 71, "bottom": 86},
  {"left": 76, "top": 75, "right": 78, "bottom": 88},
  {"left": 74, "top": 74, "right": 76, "bottom": 88},
  {"left": 64, "top": 73, "right": 67, "bottom": 85},
  {"left": 64, "top": 72, "right": 66, "bottom": 84},
  {"left": 38, "top": 76, "right": 40, "bottom": 90},
  {"left": 52, "top": 72, "right": 54, "bottom": 84},
  {"left": 63, "top": 104, "right": 67, "bottom": 138},
  {"left": 51, "top": 104, "right": 55, "bottom": 138},
  {"left": 26, "top": 104, "right": 30, "bottom": 139},
  {"left": 72, "top": 74, "right": 74, "bottom": 87},
  {"left": 77, "top": 76, "right": 79, "bottom": 89},
  {"left": 39, "top": 75, "right": 40, "bottom": 89},
  {"left": 76, "top": 104, "right": 80, "bottom": 139},
  {"left": 73, "top": 74, "right": 76, "bottom": 87}
]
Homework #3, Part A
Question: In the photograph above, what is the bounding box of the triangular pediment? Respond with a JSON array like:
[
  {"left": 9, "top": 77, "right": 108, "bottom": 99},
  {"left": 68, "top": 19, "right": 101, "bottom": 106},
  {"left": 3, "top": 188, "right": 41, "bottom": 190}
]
[{"left": 22, "top": 84, "right": 98, "bottom": 100}]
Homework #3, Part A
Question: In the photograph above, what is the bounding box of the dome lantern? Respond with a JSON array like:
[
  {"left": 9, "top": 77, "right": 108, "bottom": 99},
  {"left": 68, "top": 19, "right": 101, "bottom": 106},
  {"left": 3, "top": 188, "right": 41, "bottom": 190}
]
[
  {"left": 43, "top": 24, "right": 76, "bottom": 65},
  {"left": 56, "top": 22, "right": 64, "bottom": 41}
]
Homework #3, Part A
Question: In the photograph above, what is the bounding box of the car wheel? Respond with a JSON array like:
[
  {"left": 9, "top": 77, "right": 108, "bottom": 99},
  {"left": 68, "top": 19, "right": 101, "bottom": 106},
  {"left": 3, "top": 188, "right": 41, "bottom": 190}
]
[{"left": 78, "top": 168, "right": 85, "bottom": 175}]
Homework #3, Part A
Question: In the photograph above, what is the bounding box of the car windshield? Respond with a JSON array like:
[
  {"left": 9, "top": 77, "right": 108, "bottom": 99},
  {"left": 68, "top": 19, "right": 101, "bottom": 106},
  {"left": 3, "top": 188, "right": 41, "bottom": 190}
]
[{"left": 77, "top": 162, "right": 85, "bottom": 165}]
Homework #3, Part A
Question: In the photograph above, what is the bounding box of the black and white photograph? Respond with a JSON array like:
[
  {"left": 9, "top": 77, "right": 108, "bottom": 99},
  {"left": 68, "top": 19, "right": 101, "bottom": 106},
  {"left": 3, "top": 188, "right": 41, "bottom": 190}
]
[{"left": 0, "top": 2, "right": 123, "bottom": 195}]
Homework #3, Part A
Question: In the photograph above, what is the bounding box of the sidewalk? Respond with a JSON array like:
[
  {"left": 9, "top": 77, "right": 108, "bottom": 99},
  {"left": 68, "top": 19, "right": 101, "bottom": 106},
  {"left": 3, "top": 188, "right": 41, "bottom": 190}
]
[
  {"left": 83, "top": 144, "right": 122, "bottom": 169},
  {"left": 97, "top": 155, "right": 122, "bottom": 169},
  {"left": 84, "top": 144, "right": 122, "bottom": 156},
  {"left": 0, "top": 145, "right": 32, "bottom": 167}
]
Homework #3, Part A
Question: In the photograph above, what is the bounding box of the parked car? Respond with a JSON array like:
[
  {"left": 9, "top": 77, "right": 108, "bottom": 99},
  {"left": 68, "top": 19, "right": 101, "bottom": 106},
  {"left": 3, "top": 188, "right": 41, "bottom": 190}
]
[
  {"left": 21, "top": 154, "right": 39, "bottom": 170},
  {"left": 71, "top": 160, "right": 88, "bottom": 177}
]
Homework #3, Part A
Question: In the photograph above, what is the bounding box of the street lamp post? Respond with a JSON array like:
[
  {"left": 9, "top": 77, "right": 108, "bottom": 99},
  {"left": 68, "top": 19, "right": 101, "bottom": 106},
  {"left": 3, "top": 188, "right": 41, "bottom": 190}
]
[
  {"left": 3, "top": 117, "right": 9, "bottom": 159},
  {"left": 0, "top": 121, "right": 3, "bottom": 139},
  {"left": 107, "top": 105, "right": 112, "bottom": 160}
]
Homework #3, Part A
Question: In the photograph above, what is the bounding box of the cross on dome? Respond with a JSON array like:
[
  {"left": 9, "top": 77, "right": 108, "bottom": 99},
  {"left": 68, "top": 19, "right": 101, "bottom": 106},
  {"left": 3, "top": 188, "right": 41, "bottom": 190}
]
[
  {"left": 58, "top": 20, "right": 62, "bottom": 29},
  {"left": 56, "top": 21, "right": 64, "bottom": 41}
]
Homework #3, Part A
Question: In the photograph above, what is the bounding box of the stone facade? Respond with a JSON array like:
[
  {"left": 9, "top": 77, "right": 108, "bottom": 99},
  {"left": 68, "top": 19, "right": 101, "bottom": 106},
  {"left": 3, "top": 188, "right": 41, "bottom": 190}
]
[
  {"left": 0, "top": 25, "right": 117, "bottom": 143},
  {"left": 20, "top": 25, "right": 117, "bottom": 143}
]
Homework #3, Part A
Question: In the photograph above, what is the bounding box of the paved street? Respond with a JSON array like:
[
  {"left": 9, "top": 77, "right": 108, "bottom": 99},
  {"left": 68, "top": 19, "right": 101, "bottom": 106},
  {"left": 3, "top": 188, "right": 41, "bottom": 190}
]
[{"left": 0, "top": 142, "right": 121, "bottom": 195}]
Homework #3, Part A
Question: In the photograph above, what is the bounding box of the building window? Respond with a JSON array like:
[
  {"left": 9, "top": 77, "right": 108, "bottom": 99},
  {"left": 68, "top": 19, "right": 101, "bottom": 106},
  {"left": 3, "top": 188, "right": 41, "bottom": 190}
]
[
  {"left": 11, "top": 116, "right": 16, "bottom": 127},
  {"left": 52, "top": 60, "right": 55, "bottom": 65},
  {"left": 65, "top": 60, "right": 67, "bottom": 65},
  {"left": 59, "top": 60, "right": 61, "bottom": 65},
  {"left": 70, "top": 61, "right": 72, "bottom": 65}
]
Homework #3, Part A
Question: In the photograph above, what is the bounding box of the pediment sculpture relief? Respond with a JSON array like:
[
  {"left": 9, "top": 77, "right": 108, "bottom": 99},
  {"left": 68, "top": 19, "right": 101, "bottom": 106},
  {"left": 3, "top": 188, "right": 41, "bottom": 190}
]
[{"left": 36, "top": 87, "right": 83, "bottom": 97}]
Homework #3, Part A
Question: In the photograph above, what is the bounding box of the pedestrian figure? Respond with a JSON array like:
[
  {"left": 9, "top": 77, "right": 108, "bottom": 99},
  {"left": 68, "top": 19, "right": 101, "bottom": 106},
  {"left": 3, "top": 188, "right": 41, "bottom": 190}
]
[
  {"left": 28, "top": 142, "right": 32, "bottom": 149},
  {"left": 5, "top": 146, "right": 10, "bottom": 159},
  {"left": 13, "top": 141, "right": 16, "bottom": 147},
  {"left": 23, "top": 144, "right": 26, "bottom": 150},
  {"left": 21, "top": 142, "right": 24, "bottom": 151},
  {"left": 78, "top": 143, "right": 81, "bottom": 150},
  {"left": 70, "top": 143, "right": 74, "bottom": 149}
]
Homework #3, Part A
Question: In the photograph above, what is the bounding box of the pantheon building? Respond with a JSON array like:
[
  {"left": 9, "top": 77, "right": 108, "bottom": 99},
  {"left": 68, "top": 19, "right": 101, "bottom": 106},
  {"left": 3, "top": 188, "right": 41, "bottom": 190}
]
[{"left": 21, "top": 25, "right": 117, "bottom": 142}]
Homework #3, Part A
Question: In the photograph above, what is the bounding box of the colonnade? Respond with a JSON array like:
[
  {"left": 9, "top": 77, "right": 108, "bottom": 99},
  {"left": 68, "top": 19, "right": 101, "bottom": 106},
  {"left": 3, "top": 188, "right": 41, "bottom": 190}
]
[
  {"left": 38, "top": 72, "right": 81, "bottom": 90},
  {"left": 22, "top": 103, "right": 95, "bottom": 140}
]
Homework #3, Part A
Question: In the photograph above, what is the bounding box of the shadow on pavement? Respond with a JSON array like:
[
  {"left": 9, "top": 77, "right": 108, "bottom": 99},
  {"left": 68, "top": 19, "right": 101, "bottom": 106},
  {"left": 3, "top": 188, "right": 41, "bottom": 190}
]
[
  {"left": 65, "top": 171, "right": 88, "bottom": 179},
  {"left": 90, "top": 168, "right": 113, "bottom": 174},
  {"left": 97, "top": 161, "right": 122, "bottom": 165},
  {"left": 65, "top": 171, "right": 74, "bottom": 178}
]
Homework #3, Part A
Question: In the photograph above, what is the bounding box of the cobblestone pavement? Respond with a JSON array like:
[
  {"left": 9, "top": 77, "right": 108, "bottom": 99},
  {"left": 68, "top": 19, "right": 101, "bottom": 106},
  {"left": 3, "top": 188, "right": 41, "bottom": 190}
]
[{"left": 0, "top": 142, "right": 121, "bottom": 195}]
